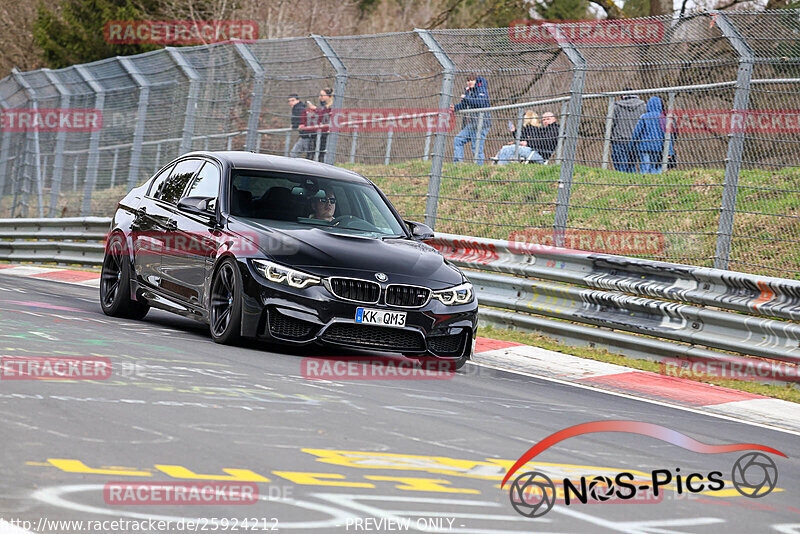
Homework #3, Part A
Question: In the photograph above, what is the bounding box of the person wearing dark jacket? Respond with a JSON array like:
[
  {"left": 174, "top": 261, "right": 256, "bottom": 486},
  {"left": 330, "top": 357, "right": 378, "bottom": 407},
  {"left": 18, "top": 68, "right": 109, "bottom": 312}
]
[
  {"left": 529, "top": 111, "right": 558, "bottom": 161},
  {"left": 288, "top": 94, "right": 311, "bottom": 159},
  {"left": 632, "top": 96, "right": 674, "bottom": 174},
  {"left": 295, "top": 87, "right": 333, "bottom": 161},
  {"left": 452, "top": 75, "right": 491, "bottom": 165},
  {"left": 610, "top": 90, "right": 646, "bottom": 173}
]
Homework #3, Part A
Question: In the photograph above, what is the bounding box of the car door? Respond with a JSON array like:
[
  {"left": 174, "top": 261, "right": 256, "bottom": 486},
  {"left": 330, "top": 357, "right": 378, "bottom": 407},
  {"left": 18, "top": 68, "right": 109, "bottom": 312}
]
[
  {"left": 131, "top": 163, "right": 175, "bottom": 288},
  {"left": 163, "top": 159, "right": 222, "bottom": 308},
  {"left": 149, "top": 158, "right": 205, "bottom": 301}
]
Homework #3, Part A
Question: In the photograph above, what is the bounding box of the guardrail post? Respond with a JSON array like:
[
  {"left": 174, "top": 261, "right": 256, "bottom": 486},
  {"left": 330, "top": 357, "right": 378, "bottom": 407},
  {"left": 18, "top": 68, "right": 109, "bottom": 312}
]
[
  {"left": 312, "top": 35, "right": 347, "bottom": 165},
  {"left": 11, "top": 69, "right": 44, "bottom": 217},
  {"left": 167, "top": 48, "right": 200, "bottom": 155},
  {"left": 118, "top": 57, "right": 151, "bottom": 190},
  {"left": 74, "top": 66, "right": 105, "bottom": 217},
  {"left": 660, "top": 91, "right": 676, "bottom": 170},
  {"left": 601, "top": 95, "right": 615, "bottom": 170},
  {"left": 41, "top": 69, "right": 71, "bottom": 216},
  {"left": 713, "top": 12, "right": 754, "bottom": 270},
  {"left": 415, "top": 29, "right": 455, "bottom": 230},
  {"left": 233, "top": 42, "right": 265, "bottom": 152},
  {"left": 550, "top": 27, "right": 587, "bottom": 246}
]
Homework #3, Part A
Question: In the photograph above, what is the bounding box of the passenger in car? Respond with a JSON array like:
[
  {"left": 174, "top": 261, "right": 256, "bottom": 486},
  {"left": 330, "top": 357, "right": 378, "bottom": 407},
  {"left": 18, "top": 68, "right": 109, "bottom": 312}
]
[{"left": 309, "top": 190, "right": 336, "bottom": 222}]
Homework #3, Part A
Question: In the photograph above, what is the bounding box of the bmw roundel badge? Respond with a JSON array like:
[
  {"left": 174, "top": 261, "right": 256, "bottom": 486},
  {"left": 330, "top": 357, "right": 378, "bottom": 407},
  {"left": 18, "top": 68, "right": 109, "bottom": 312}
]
[{"left": 375, "top": 272, "right": 388, "bottom": 282}]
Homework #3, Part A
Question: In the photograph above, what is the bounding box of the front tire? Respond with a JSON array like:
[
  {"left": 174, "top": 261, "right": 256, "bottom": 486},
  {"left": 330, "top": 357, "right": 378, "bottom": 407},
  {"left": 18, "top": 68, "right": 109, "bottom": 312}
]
[
  {"left": 209, "top": 258, "right": 243, "bottom": 344},
  {"left": 100, "top": 234, "right": 149, "bottom": 319}
]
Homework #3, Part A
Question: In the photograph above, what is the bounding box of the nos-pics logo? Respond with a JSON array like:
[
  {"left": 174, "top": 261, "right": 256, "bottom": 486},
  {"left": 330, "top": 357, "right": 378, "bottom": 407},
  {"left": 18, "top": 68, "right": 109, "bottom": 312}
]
[{"left": 502, "top": 421, "right": 784, "bottom": 518}]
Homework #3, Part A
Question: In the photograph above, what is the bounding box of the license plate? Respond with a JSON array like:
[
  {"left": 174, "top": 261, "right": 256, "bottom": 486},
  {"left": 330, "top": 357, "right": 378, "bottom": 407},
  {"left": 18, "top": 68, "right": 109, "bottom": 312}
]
[{"left": 355, "top": 307, "right": 407, "bottom": 328}]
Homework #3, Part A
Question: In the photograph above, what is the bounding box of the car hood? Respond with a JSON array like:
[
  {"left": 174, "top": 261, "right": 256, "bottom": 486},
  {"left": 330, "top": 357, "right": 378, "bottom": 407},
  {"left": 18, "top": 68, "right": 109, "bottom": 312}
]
[{"left": 230, "top": 218, "right": 464, "bottom": 287}]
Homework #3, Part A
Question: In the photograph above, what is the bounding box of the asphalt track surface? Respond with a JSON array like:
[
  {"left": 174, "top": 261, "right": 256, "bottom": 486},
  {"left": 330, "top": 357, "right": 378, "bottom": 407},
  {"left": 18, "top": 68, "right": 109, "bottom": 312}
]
[{"left": 1, "top": 275, "right": 799, "bottom": 534}]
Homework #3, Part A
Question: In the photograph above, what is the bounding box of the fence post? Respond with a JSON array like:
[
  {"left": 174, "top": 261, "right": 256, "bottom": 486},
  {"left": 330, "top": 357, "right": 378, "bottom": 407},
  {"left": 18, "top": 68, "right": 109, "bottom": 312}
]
[
  {"left": 601, "top": 95, "right": 615, "bottom": 170},
  {"left": 712, "top": 12, "right": 754, "bottom": 270},
  {"left": 74, "top": 66, "right": 105, "bottom": 217},
  {"left": 11, "top": 69, "right": 44, "bottom": 217},
  {"left": 660, "top": 91, "right": 676, "bottom": 170},
  {"left": 118, "top": 57, "right": 151, "bottom": 190},
  {"left": 416, "top": 29, "right": 455, "bottom": 230},
  {"left": 167, "top": 48, "right": 200, "bottom": 155},
  {"left": 555, "top": 100, "right": 568, "bottom": 162},
  {"left": 350, "top": 131, "right": 359, "bottom": 163},
  {"left": 41, "top": 69, "right": 71, "bottom": 216},
  {"left": 551, "top": 28, "right": 587, "bottom": 246},
  {"left": 312, "top": 35, "right": 347, "bottom": 165},
  {"left": 233, "top": 42, "right": 265, "bottom": 152},
  {"left": 0, "top": 94, "right": 13, "bottom": 214},
  {"left": 513, "top": 108, "right": 524, "bottom": 159},
  {"left": 385, "top": 129, "right": 394, "bottom": 165}
]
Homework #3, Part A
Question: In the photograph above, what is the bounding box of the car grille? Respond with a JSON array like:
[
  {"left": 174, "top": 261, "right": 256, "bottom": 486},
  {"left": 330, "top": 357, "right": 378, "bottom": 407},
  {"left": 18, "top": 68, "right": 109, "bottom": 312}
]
[
  {"left": 322, "top": 324, "right": 425, "bottom": 352},
  {"left": 327, "top": 278, "right": 380, "bottom": 303},
  {"left": 268, "top": 310, "right": 317, "bottom": 340},
  {"left": 428, "top": 332, "right": 466, "bottom": 356},
  {"left": 385, "top": 285, "right": 430, "bottom": 307}
]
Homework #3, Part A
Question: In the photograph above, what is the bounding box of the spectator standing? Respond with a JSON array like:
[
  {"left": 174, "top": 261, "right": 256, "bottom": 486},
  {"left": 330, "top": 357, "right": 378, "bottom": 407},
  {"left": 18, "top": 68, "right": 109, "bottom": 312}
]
[
  {"left": 301, "top": 87, "right": 334, "bottom": 161},
  {"left": 288, "top": 94, "right": 311, "bottom": 159},
  {"left": 452, "top": 75, "right": 492, "bottom": 165},
  {"left": 632, "top": 96, "right": 674, "bottom": 174},
  {"left": 610, "top": 89, "right": 646, "bottom": 173}
]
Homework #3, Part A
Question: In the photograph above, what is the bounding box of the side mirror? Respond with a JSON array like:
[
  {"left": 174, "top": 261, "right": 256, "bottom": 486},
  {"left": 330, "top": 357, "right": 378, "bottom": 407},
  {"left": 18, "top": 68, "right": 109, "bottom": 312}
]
[
  {"left": 405, "top": 220, "right": 434, "bottom": 240},
  {"left": 177, "top": 196, "right": 216, "bottom": 219}
]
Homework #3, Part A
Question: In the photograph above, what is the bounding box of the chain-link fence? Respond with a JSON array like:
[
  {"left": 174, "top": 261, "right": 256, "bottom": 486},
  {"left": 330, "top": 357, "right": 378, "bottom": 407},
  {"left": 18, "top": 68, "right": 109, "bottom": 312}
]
[{"left": 0, "top": 11, "right": 798, "bottom": 278}]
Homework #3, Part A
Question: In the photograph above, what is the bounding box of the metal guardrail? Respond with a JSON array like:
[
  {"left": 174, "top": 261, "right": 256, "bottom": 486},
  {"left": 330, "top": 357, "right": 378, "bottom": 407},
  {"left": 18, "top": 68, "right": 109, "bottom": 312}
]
[
  {"left": 428, "top": 232, "right": 800, "bottom": 379},
  {"left": 0, "top": 217, "right": 109, "bottom": 266},
  {"left": 1, "top": 218, "right": 798, "bottom": 382}
]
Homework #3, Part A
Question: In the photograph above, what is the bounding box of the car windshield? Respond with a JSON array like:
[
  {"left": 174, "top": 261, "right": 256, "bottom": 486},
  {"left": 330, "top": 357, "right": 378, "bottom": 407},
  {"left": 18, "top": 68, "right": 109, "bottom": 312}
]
[{"left": 229, "top": 170, "right": 407, "bottom": 238}]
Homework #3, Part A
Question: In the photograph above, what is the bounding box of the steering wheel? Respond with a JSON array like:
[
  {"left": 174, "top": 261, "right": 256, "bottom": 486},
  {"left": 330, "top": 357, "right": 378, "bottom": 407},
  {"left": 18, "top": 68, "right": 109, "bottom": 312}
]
[
  {"left": 331, "top": 215, "right": 381, "bottom": 232},
  {"left": 331, "top": 215, "right": 357, "bottom": 227}
]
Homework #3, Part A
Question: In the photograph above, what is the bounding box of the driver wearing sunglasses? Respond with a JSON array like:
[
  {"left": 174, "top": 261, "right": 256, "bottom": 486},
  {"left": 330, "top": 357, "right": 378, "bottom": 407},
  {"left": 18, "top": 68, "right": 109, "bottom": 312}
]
[{"left": 309, "top": 190, "right": 336, "bottom": 222}]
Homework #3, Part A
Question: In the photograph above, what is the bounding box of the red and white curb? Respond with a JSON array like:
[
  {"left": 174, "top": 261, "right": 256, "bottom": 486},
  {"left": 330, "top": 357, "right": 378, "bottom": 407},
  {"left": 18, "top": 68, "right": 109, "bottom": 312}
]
[
  {"left": 3, "top": 263, "right": 799, "bottom": 433},
  {"left": 0, "top": 264, "right": 101, "bottom": 287},
  {"left": 473, "top": 338, "right": 800, "bottom": 434}
]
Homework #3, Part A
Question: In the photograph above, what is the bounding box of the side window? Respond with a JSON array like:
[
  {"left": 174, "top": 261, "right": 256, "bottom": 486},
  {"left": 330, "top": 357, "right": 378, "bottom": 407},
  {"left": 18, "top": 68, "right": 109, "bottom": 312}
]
[
  {"left": 186, "top": 162, "right": 221, "bottom": 199},
  {"left": 156, "top": 159, "right": 204, "bottom": 204},
  {"left": 146, "top": 163, "right": 175, "bottom": 198}
]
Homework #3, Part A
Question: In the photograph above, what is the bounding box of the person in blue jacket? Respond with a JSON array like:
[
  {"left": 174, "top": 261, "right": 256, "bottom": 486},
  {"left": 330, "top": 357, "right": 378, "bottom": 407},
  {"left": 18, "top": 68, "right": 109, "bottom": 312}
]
[
  {"left": 452, "top": 75, "right": 491, "bottom": 165},
  {"left": 632, "top": 96, "right": 674, "bottom": 174}
]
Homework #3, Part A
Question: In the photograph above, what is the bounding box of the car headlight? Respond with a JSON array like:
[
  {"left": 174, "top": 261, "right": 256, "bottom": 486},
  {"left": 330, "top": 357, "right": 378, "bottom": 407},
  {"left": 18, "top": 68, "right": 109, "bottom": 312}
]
[
  {"left": 251, "top": 259, "right": 321, "bottom": 289},
  {"left": 432, "top": 282, "right": 473, "bottom": 305}
]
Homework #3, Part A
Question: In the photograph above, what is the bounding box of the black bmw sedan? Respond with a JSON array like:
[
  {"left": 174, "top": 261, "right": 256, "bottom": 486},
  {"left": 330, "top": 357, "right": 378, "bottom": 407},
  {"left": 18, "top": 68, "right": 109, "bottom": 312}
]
[{"left": 100, "top": 151, "right": 477, "bottom": 368}]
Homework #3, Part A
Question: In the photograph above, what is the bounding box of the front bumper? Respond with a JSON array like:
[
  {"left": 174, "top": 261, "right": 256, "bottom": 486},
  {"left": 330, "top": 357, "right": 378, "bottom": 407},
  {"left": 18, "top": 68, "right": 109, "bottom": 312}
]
[{"left": 237, "top": 259, "right": 477, "bottom": 359}]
